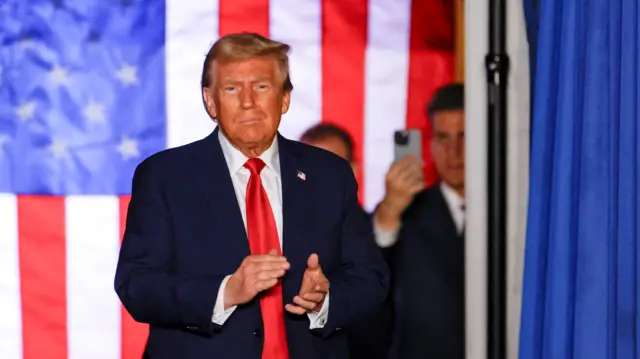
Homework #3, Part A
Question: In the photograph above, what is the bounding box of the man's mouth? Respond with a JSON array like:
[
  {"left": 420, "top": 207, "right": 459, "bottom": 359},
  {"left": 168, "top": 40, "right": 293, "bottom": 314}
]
[{"left": 239, "top": 118, "right": 261, "bottom": 124}]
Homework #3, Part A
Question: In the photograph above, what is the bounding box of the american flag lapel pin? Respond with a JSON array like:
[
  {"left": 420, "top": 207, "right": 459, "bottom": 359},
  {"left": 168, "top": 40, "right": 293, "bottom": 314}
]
[{"left": 297, "top": 170, "right": 306, "bottom": 181}]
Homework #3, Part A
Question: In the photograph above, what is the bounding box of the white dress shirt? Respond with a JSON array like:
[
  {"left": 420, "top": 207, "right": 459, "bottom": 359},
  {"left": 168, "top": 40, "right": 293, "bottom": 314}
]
[
  {"left": 211, "top": 131, "right": 329, "bottom": 329},
  {"left": 374, "top": 182, "right": 466, "bottom": 248}
]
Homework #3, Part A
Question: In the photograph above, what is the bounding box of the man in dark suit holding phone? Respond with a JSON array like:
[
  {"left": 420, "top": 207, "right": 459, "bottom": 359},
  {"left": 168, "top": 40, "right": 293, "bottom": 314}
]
[{"left": 375, "top": 83, "right": 466, "bottom": 359}]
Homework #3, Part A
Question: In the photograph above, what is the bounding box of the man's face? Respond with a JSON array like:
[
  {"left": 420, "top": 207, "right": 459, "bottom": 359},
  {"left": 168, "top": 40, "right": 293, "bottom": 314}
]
[
  {"left": 430, "top": 109, "right": 465, "bottom": 192},
  {"left": 202, "top": 57, "right": 290, "bottom": 149},
  {"left": 304, "top": 136, "right": 358, "bottom": 176}
]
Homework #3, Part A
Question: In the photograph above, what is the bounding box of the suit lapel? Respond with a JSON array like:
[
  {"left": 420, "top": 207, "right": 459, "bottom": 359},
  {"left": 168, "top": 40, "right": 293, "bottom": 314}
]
[
  {"left": 277, "top": 135, "right": 310, "bottom": 300},
  {"left": 431, "top": 185, "right": 460, "bottom": 241},
  {"left": 411, "top": 185, "right": 463, "bottom": 274},
  {"left": 431, "top": 185, "right": 465, "bottom": 288},
  {"left": 193, "top": 128, "right": 250, "bottom": 264}
]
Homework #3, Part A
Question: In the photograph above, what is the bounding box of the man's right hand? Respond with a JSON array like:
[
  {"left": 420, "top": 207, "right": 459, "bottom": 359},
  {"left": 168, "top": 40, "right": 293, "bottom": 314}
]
[
  {"left": 224, "top": 249, "right": 290, "bottom": 309},
  {"left": 375, "top": 155, "right": 425, "bottom": 230}
]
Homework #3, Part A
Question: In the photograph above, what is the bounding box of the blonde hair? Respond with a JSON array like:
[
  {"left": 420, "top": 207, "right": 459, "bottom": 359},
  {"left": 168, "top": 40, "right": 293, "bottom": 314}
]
[{"left": 200, "top": 32, "right": 293, "bottom": 92}]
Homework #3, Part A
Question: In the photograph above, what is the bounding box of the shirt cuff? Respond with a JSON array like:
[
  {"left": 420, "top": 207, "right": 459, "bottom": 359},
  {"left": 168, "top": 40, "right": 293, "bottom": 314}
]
[
  {"left": 307, "top": 291, "right": 330, "bottom": 329},
  {"left": 211, "top": 275, "right": 237, "bottom": 325},
  {"left": 373, "top": 220, "right": 400, "bottom": 248}
]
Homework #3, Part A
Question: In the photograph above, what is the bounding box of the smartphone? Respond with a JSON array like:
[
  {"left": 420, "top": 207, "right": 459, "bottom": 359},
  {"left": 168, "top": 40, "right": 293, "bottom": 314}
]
[{"left": 394, "top": 129, "right": 422, "bottom": 162}]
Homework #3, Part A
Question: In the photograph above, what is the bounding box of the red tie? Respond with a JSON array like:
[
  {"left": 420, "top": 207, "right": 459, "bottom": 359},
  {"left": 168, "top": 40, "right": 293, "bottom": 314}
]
[{"left": 244, "top": 158, "right": 290, "bottom": 359}]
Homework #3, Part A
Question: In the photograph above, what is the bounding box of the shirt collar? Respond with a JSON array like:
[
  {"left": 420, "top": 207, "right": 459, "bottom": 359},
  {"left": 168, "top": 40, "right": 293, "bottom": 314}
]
[
  {"left": 217, "top": 129, "right": 281, "bottom": 177},
  {"left": 440, "top": 181, "right": 464, "bottom": 211}
]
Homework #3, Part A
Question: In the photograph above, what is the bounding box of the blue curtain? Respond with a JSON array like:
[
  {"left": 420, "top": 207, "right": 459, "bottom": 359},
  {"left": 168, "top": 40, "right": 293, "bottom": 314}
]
[{"left": 520, "top": 0, "right": 639, "bottom": 358}]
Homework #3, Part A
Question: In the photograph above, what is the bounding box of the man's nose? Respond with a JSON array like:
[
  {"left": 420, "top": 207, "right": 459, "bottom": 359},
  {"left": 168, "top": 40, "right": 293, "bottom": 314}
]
[
  {"left": 446, "top": 137, "right": 464, "bottom": 156},
  {"left": 240, "top": 88, "right": 256, "bottom": 108}
]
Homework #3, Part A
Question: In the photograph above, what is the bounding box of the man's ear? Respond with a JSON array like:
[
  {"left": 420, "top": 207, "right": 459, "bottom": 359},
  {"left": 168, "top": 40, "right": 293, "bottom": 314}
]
[
  {"left": 281, "top": 90, "right": 291, "bottom": 115},
  {"left": 202, "top": 87, "right": 217, "bottom": 120}
]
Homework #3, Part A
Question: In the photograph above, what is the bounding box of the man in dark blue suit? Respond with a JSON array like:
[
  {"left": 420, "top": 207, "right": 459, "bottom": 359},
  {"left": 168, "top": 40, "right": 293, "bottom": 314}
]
[
  {"left": 114, "top": 33, "right": 389, "bottom": 359},
  {"left": 375, "top": 83, "right": 466, "bottom": 359}
]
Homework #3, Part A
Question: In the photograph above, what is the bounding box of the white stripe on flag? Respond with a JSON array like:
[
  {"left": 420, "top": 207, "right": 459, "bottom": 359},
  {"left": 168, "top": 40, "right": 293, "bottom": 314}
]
[
  {"left": 66, "top": 196, "right": 121, "bottom": 359},
  {"left": 0, "top": 194, "right": 22, "bottom": 359},
  {"left": 165, "top": 0, "right": 220, "bottom": 148},
  {"left": 362, "top": 0, "right": 412, "bottom": 211},
  {"left": 269, "top": 0, "right": 323, "bottom": 141}
]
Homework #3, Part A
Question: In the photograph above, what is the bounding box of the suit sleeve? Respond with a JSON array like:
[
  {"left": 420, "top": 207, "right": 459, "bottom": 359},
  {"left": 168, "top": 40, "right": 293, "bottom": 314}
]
[
  {"left": 114, "top": 158, "right": 226, "bottom": 335},
  {"left": 313, "top": 163, "right": 390, "bottom": 338}
]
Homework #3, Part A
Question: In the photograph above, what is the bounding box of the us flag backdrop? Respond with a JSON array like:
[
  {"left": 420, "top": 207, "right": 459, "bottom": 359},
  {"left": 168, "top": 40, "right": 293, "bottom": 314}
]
[{"left": 0, "top": 0, "right": 455, "bottom": 358}]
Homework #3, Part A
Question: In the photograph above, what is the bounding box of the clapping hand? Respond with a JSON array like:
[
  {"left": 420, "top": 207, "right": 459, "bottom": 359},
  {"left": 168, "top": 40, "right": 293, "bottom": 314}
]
[
  {"left": 285, "top": 253, "right": 329, "bottom": 314},
  {"left": 224, "top": 249, "right": 290, "bottom": 309}
]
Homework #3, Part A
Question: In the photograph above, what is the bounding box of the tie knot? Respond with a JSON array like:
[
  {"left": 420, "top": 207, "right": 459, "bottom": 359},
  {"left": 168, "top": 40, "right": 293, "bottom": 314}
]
[{"left": 244, "top": 158, "right": 266, "bottom": 175}]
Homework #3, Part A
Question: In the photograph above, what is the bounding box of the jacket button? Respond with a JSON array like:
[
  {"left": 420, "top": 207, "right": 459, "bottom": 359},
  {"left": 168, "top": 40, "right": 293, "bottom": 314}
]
[{"left": 253, "top": 328, "right": 262, "bottom": 337}]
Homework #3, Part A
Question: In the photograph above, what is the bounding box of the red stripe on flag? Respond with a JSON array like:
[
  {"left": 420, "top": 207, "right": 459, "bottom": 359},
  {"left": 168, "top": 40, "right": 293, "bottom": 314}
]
[
  {"left": 218, "top": 0, "right": 270, "bottom": 36},
  {"left": 18, "top": 196, "right": 67, "bottom": 359},
  {"left": 119, "top": 195, "right": 149, "bottom": 359},
  {"left": 321, "top": 0, "right": 368, "bottom": 202},
  {"left": 406, "top": 0, "right": 455, "bottom": 186}
]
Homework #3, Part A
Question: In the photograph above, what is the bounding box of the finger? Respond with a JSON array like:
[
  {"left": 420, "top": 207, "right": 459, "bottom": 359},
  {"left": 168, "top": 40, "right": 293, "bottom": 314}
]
[
  {"left": 408, "top": 161, "right": 424, "bottom": 175},
  {"left": 293, "top": 296, "right": 318, "bottom": 311},
  {"left": 255, "top": 268, "right": 287, "bottom": 281},
  {"left": 301, "top": 292, "right": 324, "bottom": 303},
  {"left": 402, "top": 154, "right": 422, "bottom": 168},
  {"left": 409, "top": 181, "right": 426, "bottom": 194},
  {"left": 254, "top": 278, "right": 279, "bottom": 292},
  {"left": 246, "top": 253, "right": 288, "bottom": 263},
  {"left": 285, "top": 304, "right": 307, "bottom": 315},
  {"left": 307, "top": 253, "right": 320, "bottom": 270},
  {"left": 400, "top": 154, "right": 418, "bottom": 164},
  {"left": 396, "top": 166, "right": 418, "bottom": 185},
  {"left": 387, "top": 156, "right": 414, "bottom": 179},
  {"left": 399, "top": 163, "right": 424, "bottom": 183},
  {"left": 313, "top": 281, "right": 330, "bottom": 293},
  {"left": 393, "top": 160, "right": 421, "bottom": 181},
  {"left": 246, "top": 260, "right": 290, "bottom": 274},
  {"left": 404, "top": 171, "right": 424, "bottom": 187}
]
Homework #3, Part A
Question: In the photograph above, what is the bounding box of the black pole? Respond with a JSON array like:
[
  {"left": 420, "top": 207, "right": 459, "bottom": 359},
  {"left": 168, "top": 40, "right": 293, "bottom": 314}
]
[{"left": 485, "top": 0, "right": 509, "bottom": 356}]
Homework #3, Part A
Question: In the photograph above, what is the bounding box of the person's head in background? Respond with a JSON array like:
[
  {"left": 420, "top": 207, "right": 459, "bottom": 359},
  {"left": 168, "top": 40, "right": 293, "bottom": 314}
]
[
  {"left": 300, "top": 123, "right": 358, "bottom": 176},
  {"left": 427, "top": 83, "right": 465, "bottom": 197}
]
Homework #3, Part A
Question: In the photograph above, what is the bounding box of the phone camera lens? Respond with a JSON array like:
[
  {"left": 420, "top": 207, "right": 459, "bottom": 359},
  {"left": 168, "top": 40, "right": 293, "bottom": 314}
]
[{"left": 395, "top": 131, "right": 409, "bottom": 145}]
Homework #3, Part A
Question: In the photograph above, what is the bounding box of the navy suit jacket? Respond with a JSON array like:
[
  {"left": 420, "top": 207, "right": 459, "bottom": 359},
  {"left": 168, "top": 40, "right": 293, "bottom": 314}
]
[
  {"left": 387, "top": 184, "right": 465, "bottom": 359},
  {"left": 114, "top": 128, "right": 389, "bottom": 359}
]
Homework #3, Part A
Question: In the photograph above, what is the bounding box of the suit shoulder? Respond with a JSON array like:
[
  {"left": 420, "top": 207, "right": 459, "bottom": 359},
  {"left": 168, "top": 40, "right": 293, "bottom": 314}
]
[
  {"left": 418, "top": 185, "right": 442, "bottom": 201},
  {"left": 134, "top": 135, "right": 210, "bottom": 175},
  {"left": 284, "top": 138, "right": 353, "bottom": 174},
  {"left": 138, "top": 135, "right": 210, "bottom": 167}
]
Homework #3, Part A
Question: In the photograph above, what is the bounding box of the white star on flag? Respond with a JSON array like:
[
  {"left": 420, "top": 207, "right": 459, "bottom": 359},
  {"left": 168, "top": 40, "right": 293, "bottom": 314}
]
[
  {"left": 49, "top": 139, "right": 69, "bottom": 159},
  {"left": 83, "top": 100, "right": 106, "bottom": 124},
  {"left": 16, "top": 101, "right": 36, "bottom": 122},
  {"left": 117, "top": 136, "right": 140, "bottom": 160},
  {"left": 116, "top": 64, "right": 139, "bottom": 86},
  {"left": 48, "top": 66, "right": 70, "bottom": 86}
]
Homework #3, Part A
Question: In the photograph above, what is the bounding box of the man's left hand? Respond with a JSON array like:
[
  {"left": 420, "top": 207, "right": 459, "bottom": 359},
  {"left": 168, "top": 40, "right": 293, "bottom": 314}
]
[{"left": 285, "top": 253, "right": 329, "bottom": 314}]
